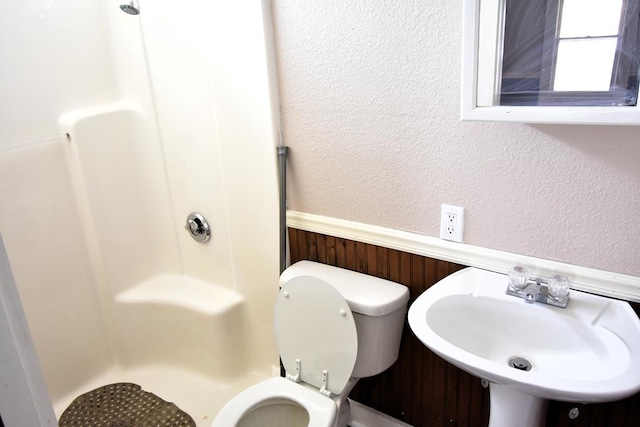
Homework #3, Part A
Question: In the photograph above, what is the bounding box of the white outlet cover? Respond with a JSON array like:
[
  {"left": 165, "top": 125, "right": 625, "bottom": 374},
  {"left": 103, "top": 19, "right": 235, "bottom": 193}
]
[{"left": 440, "top": 204, "right": 464, "bottom": 243}]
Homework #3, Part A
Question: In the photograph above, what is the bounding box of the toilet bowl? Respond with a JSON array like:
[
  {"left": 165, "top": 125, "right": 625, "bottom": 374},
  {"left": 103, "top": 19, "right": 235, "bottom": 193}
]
[
  {"left": 212, "top": 261, "right": 409, "bottom": 427},
  {"left": 212, "top": 377, "right": 337, "bottom": 427}
]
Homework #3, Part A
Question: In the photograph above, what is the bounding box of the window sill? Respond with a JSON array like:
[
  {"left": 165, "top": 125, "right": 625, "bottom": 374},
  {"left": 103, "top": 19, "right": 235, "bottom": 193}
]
[{"left": 461, "top": 104, "right": 640, "bottom": 125}]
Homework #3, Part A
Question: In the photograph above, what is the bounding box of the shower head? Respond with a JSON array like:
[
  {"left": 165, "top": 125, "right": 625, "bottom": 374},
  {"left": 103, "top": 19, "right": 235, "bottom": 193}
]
[{"left": 119, "top": 0, "right": 140, "bottom": 15}]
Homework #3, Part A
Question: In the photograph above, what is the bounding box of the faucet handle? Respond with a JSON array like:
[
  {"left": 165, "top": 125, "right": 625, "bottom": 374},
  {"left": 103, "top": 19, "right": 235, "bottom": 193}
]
[
  {"left": 508, "top": 266, "right": 530, "bottom": 291},
  {"left": 548, "top": 274, "right": 570, "bottom": 302}
]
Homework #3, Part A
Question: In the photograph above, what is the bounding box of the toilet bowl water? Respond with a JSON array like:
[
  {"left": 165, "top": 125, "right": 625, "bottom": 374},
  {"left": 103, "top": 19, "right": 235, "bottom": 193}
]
[{"left": 237, "top": 403, "right": 309, "bottom": 427}]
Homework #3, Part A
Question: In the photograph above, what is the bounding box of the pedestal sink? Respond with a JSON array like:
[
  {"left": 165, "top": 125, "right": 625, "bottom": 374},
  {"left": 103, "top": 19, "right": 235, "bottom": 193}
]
[{"left": 408, "top": 267, "right": 640, "bottom": 427}]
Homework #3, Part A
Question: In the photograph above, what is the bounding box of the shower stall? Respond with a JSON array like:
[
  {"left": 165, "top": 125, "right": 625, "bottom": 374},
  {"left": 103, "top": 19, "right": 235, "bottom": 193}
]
[{"left": 0, "top": 0, "right": 281, "bottom": 425}]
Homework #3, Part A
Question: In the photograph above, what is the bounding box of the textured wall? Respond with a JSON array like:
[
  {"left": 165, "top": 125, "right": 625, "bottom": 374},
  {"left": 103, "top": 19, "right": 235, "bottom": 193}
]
[{"left": 271, "top": 0, "right": 640, "bottom": 277}]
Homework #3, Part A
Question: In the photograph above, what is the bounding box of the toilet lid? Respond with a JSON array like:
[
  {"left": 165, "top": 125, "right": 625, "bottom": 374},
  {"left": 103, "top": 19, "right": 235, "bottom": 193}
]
[{"left": 274, "top": 275, "right": 358, "bottom": 395}]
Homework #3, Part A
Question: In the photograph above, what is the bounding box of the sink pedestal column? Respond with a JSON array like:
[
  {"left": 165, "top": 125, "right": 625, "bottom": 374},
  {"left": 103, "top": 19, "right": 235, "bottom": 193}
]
[{"left": 488, "top": 383, "right": 547, "bottom": 427}]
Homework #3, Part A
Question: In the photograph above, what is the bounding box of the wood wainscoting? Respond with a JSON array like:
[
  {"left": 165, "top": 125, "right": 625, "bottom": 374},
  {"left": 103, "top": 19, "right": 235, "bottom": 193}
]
[{"left": 288, "top": 228, "right": 640, "bottom": 427}]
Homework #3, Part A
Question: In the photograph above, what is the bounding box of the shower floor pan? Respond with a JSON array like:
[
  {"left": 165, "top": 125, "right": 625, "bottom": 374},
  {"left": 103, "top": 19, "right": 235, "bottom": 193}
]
[
  {"left": 53, "top": 364, "right": 272, "bottom": 427},
  {"left": 52, "top": 275, "right": 274, "bottom": 427}
]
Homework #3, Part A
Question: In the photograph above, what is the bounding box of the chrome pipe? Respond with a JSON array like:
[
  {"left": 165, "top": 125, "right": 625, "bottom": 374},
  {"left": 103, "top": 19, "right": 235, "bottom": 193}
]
[{"left": 277, "top": 146, "right": 289, "bottom": 274}]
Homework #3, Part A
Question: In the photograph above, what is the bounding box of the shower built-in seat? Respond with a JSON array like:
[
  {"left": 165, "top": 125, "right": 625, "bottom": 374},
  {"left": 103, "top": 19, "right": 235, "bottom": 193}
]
[{"left": 113, "top": 275, "right": 246, "bottom": 378}]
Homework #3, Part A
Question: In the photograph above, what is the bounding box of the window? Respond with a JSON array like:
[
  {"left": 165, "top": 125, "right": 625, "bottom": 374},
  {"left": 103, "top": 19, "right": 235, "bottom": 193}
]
[
  {"left": 462, "top": 0, "right": 640, "bottom": 124},
  {"left": 501, "top": 0, "right": 639, "bottom": 106}
]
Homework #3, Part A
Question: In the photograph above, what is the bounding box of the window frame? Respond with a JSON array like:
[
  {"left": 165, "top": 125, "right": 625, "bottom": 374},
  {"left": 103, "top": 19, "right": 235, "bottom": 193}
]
[{"left": 461, "top": 0, "right": 640, "bottom": 125}]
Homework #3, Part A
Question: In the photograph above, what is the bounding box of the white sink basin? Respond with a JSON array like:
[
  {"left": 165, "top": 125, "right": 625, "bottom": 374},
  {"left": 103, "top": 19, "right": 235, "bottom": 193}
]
[{"left": 408, "top": 267, "right": 640, "bottom": 427}]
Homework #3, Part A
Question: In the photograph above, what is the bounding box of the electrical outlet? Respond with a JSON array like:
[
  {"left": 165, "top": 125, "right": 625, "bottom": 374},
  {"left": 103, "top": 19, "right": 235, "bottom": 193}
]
[{"left": 440, "top": 204, "right": 464, "bottom": 243}]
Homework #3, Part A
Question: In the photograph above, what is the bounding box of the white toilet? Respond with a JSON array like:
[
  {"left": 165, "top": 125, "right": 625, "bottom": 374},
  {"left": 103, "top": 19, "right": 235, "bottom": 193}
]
[{"left": 212, "top": 260, "right": 410, "bottom": 427}]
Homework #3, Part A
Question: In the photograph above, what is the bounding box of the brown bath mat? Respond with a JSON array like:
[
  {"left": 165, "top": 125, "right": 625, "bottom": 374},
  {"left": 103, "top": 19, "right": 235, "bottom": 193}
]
[{"left": 59, "top": 382, "right": 196, "bottom": 427}]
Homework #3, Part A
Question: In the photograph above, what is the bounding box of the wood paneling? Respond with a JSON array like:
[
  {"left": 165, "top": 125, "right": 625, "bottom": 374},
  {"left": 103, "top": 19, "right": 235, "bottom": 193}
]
[{"left": 288, "top": 228, "right": 640, "bottom": 427}]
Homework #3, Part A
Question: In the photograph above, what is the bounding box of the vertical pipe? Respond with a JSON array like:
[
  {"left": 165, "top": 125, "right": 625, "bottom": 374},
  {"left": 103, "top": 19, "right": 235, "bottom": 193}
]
[{"left": 277, "top": 146, "right": 289, "bottom": 274}]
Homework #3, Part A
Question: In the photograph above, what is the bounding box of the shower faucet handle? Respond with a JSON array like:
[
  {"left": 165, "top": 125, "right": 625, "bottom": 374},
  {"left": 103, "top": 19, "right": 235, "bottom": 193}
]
[
  {"left": 184, "top": 212, "right": 211, "bottom": 243},
  {"left": 187, "top": 218, "right": 200, "bottom": 233}
]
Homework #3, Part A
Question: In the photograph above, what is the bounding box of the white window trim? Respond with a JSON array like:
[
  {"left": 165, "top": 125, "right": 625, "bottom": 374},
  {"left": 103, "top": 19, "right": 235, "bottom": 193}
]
[{"left": 461, "top": 0, "right": 640, "bottom": 125}]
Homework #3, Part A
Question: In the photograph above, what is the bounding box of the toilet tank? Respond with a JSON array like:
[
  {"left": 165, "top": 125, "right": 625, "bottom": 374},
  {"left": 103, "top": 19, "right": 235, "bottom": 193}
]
[{"left": 280, "top": 261, "right": 410, "bottom": 378}]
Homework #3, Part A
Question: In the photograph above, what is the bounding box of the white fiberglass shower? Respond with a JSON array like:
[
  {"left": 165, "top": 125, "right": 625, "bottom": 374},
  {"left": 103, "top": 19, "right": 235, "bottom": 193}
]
[{"left": 0, "top": 0, "right": 280, "bottom": 425}]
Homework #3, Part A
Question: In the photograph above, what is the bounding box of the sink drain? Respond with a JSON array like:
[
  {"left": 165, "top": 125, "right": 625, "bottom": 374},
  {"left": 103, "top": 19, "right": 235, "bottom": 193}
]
[{"left": 508, "top": 356, "right": 532, "bottom": 371}]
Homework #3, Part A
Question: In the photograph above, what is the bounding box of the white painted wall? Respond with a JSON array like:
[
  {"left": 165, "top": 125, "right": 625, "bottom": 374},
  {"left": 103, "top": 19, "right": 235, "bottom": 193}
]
[{"left": 271, "top": 0, "right": 640, "bottom": 277}]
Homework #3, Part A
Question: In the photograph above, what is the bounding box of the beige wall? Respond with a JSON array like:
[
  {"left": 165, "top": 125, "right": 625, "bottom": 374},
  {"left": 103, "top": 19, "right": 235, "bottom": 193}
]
[{"left": 271, "top": 0, "right": 640, "bottom": 277}]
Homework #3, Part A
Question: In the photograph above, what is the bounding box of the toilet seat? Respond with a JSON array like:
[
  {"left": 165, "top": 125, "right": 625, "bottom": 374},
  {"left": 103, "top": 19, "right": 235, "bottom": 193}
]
[
  {"left": 212, "top": 376, "right": 337, "bottom": 427},
  {"left": 275, "top": 275, "right": 358, "bottom": 395}
]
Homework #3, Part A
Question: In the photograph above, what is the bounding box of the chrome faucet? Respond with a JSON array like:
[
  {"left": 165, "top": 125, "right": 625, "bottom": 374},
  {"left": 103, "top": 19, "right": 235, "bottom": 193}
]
[{"left": 505, "top": 266, "right": 570, "bottom": 308}]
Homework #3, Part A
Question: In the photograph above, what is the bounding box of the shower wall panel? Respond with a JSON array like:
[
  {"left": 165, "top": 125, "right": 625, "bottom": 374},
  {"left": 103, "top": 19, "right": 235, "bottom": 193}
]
[
  {"left": 0, "top": 0, "right": 117, "bottom": 146},
  {"left": 61, "top": 106, "right": 181, "bottom": 295},
  {"left": 136, "top": 0, "right": 282, "bottom": 370},
  {"left": 0, "top": 139, "right": 112, "bottom": 399},
  {"left": 135, "top": 0, "right": 237, "bottom": 289}
]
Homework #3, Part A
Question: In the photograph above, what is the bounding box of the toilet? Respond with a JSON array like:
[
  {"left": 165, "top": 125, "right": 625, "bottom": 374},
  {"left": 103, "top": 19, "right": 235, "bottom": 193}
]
[{"left": 212, "top": 260, "right": 410, "bottom": 427}]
